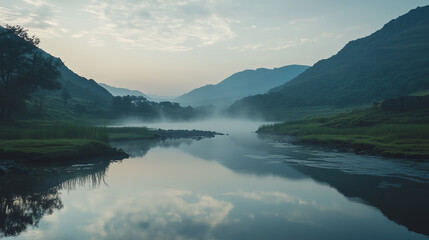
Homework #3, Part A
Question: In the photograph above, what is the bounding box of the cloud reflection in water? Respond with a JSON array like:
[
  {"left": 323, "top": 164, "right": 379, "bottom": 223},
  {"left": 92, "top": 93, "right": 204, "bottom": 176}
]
[{"left": 85, "top": 190, "right": 233, "bottom": 240}]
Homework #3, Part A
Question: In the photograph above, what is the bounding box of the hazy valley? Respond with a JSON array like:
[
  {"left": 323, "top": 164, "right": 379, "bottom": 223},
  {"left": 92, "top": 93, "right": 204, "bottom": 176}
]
[{"left": 0, "top": 2, "right": 428, "bottom": 240}]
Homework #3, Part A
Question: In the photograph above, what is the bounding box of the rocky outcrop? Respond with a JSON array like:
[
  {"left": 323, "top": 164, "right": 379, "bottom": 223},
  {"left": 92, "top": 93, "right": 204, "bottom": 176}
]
[{"left": 154, "top": 129, "right": 224, "bottom": 140}]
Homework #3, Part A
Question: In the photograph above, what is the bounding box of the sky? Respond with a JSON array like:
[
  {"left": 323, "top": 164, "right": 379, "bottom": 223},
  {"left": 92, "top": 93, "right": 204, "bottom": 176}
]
[{"left": 0, "top": 0, "right": 428, "bottom": 96}]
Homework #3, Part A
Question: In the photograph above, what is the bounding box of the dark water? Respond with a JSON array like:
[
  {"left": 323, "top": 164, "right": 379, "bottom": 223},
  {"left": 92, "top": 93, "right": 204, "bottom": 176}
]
[{"left": 1, "top": 120, "right": 428, "bottom": 239}]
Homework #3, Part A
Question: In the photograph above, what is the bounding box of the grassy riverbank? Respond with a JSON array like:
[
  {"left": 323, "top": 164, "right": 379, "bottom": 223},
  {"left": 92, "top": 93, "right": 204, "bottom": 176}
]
[
  {"left": 257, "top": 109, "right": 429, "bottom": 159},
  {"left": 0, "top": 121, "right": 221, "bottom": 163},
  {"left": 0, "top": 122, "right": 137, "bottom": 163},
  {"left": 0, "top": 139, "right": 123, "bottom": 163}
]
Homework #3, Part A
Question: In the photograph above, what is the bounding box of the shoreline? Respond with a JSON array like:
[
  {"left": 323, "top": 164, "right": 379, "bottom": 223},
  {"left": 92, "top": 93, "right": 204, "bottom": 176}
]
[
  {"left": 257, "top": 130, "right": 429, "bottom": 160},
  {"left": 257, "top": 109, "right": 429, "bottom": 160},
  {"left": 108, "top": 127, "right": 223, "bottom": 141},
  {"left": 261, "top": 134, "right": 429, "bottom": 160},
  {"left": 293, "top": 136, "right": 429, "bottom": 160},
  {"left": 0, "top": 126, "right": 224, "bottom": 176}
]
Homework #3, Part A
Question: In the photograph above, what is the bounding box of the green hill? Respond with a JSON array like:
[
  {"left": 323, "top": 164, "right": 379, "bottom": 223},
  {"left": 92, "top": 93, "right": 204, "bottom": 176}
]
[
  {"left": 56, "top": 66, "right": 113, "bottom": 104},
  {"left": 28, "top": 55, "right": 114, "bottom": 119},
  {"left": 0, "top": 25, "right": 113, "bottom": 119},
  {"left": 37, "top": 49, "right": 113, "bottom": 105},
  {"left": 230, "top": 6, "right": 429, "bottom": 119}
]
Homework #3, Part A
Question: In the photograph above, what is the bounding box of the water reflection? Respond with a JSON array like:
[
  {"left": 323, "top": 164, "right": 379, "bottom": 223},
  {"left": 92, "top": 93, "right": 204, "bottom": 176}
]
[
  {"left": 1, "top": 120, "right": 428, "bottom": 239},
  {"left": 292, "top": 164, "right": 429, "bottom": 236},
  {"left": 255, "top": 136, "right": 429, "bottom": 236},
  {"left": 0, "top": 188, "right": 62, "bottom": 238},
  {"left": 0, "top": 161, "right": 111, "bottom": 238},
  {"left": 112, "top": 139, "right": 194, "bottom": 158},
  {"left": 136, "top": 132, "right": 429, "bottom": 237},
  {"left": 86, "top": 190, "right": 233, "bottom": 239}
]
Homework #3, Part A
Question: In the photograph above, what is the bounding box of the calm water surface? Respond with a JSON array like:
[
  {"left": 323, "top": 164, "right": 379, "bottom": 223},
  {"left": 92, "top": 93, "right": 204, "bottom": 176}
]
[{"left": 1, "top": 119, "right": 428, "bottom": 239}]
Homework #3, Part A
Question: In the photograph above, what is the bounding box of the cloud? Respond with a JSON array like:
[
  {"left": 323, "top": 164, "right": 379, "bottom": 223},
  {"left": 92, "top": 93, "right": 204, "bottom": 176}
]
[
  {"left": 312, "top": 32, "right": 344, "bottom": 42},
  {"left": 224, "top": 191, "right": 308, "bottom": 205},
  {"left": 0, "top": 1, "right": 64, "bottom": 38},
  {"left": 72, "top": 31, "right": 107, "bottom": 47},
  {"left": 80, "top": 0, "right": 235, "bottom": 50},
  {"left": 289, "top": 17, "right": 321, "bottom": 25},
  {"left": 85, "top": 190, "right": 234, "bottom": 239},
  {"left": 228, "top": 38, "right": 309, "bottom": 51},
  {"left": 22, "top": 0, "right": 50, "bottom": 7}
]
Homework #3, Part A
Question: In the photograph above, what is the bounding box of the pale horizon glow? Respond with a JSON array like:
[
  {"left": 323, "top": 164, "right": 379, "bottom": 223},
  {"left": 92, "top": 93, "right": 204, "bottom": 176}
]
[{"left": 1, "top": 0, "right": 428, "bottom": 96}]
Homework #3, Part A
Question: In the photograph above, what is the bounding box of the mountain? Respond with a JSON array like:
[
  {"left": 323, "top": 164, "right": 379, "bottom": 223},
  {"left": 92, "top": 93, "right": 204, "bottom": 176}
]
[
  {"left": 35, "top": 50, "right": 113, "bottom": 105},
  {"left": 230, "top": 6, "right": 429, "bottom": 118},
  {"left": 0, "top": 25, "right": 112, "bottom": 105},
  {"left": 99, "top": 83, "right": 147, "bottom": 98},
  {"left": 175, "top": 65, "right": 309, "bottom": 107},
  {"left": 99, "top": 83, "right": 177, "bottom": 102},
  {"left": 34, "top": 54, "right": 114, "bottom": 118},
  {"left": 145, "top": 94, "right": 176, "bottom": 102},
  {"left": 53, "top": 65, "right": 113, "bottom": 104}
]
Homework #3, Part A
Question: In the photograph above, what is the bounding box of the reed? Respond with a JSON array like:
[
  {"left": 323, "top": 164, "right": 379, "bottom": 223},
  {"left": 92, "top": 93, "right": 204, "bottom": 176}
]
[{"left": 0, "top": 123, "right": 109, "bottom": 143}]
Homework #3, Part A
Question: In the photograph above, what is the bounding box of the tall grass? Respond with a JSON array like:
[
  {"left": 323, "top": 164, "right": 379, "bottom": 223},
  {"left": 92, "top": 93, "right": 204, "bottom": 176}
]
[
  {"left": 365, "top": 124, "right": 429, "bottom": 139},
  {"left": 257, "top": 109, "right": 429, "bottom": 158},
  {"left": 0, "top": 123, "right": 108, "bottom": 143}
]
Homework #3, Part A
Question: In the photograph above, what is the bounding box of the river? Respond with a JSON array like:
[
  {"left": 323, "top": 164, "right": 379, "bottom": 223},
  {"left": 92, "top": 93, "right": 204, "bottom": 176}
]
[{"left": 1, "top": 119, "right": 428, "bottom": 239}]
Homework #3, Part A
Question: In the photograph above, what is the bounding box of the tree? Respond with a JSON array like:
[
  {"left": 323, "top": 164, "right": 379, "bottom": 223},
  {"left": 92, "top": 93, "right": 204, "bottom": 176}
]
[
  {"left": 112, "top": 95, "right": 131, "bottom": 112},
  {"left": 0, "top": 25, "right": 61, "bottom": 119}
]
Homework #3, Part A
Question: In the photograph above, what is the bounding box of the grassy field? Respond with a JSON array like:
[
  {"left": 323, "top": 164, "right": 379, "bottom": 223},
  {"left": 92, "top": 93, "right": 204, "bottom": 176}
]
[
  {"left": 0, "top": 121, "right": 109, "bottom": 142},
  {"left": 258, "top": 109, "right": 429, "bottom": 159},
  {"left": 0, "top": 121, "right": 133, "bottom": 163},
  {"left": 0, "top": 120, "right": 209, "bottom": 163},
  {"left": 0, "top": 139, "right": 121, "bottom": 163}
]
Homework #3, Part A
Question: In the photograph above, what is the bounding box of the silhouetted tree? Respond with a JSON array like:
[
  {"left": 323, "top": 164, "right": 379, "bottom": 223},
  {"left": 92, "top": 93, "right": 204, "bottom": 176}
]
[
  {"left": 112, "top": 95, "right": 131, "bottom": 112},
  {"left": 110, "top": 95, "right": 202, "bottom": 120},
  {"left": 0, "top": 25, "right": 61, "bottom": 119}
]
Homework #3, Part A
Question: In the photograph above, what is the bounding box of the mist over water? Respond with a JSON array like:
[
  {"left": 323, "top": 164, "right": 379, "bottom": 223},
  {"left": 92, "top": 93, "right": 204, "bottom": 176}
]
[
  {"left": 112, "top": 118, "right": 429, "bottom": 183},
  {"left": 112, "top": 117, "right": 272, "bottom": 134},
  {"left": 1, "top": 1, "right": 428, "bottom": 239}
]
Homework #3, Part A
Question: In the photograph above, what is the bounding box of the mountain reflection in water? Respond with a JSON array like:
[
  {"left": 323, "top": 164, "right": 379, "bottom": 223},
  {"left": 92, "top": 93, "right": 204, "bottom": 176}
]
[
  {"left": 0, "top": 120, "right": 428, "bottom": 240},
  {"left": 171, "top": 132, "right": 429, "bottom": 236}
]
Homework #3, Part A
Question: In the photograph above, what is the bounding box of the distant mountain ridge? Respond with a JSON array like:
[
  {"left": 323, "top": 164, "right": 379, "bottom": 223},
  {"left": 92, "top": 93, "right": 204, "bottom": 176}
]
[
  {"left": 99, "top": 83, "right": 176, "bottom": 102},
  {"left": 231, "top": 6, "right": 429, "bottom": 118},
  {"left": 175, "top": 65, "right": 309, "bottom": 107},
  {"left": 99, "top": 83, "right": 147, "bottom": 98}
]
